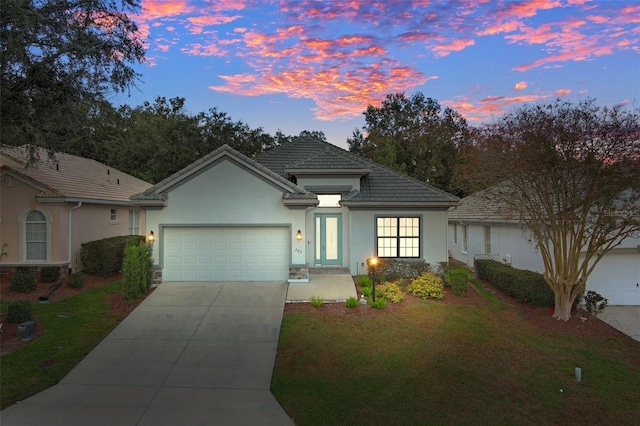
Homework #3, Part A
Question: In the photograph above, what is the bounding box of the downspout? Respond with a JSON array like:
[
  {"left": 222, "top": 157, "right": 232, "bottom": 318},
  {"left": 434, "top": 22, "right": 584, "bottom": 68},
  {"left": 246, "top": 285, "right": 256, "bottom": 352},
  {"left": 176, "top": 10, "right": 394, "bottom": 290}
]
[{"left": 68, "top": 202, "right": 82, "bottom": 273}]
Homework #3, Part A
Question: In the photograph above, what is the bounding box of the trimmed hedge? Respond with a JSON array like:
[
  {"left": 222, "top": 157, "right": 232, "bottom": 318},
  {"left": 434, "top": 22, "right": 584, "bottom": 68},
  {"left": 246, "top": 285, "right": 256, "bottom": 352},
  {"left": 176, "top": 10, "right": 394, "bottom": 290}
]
[
  {"left": 369, "top": 259, "right": 432, "bottom": 282},
  {"left": 475, "top": 259, "right": 554, "bottom": 307},
  {"left": 80, "top": 235, "right": 144, "bottom": 277},
  {"left": 122, "top": 242, "right": 153, "bottom": 303}
]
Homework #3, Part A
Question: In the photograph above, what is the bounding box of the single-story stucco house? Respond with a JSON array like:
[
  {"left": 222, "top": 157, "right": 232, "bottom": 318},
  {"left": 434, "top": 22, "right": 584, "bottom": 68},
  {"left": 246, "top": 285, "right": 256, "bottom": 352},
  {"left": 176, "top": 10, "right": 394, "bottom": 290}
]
[
  {"left": 0, "top": 145, "right": 152, "bottom": 276},
  {"left": 448, "top": 190, "right": 640, "bottom": 305},
  {"left": 132, "top": 136, "right": 460, "bottom": 283}
]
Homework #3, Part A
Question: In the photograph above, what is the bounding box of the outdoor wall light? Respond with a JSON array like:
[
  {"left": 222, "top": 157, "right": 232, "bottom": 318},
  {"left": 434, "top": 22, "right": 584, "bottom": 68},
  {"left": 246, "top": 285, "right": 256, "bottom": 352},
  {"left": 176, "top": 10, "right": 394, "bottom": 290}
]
[
  {"left": 296, "top": 229, "right": 303, "bottom": 241},
  {"left": 147, "top": 230, "right": 155, "bottom": 244}
]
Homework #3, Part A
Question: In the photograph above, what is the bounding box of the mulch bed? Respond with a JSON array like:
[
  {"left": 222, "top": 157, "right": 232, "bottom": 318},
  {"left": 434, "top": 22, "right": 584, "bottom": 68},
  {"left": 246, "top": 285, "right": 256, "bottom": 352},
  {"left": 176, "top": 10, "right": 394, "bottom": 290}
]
[{"left": 285, "top": 275, "right": 626, "bottom": 340}]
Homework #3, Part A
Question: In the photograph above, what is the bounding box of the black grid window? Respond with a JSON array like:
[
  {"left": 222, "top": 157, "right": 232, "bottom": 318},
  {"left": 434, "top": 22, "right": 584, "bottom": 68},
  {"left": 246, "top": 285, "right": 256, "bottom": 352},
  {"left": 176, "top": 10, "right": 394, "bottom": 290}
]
[{"left": 376, "top": 217, "right": 420, "bottom": 258}]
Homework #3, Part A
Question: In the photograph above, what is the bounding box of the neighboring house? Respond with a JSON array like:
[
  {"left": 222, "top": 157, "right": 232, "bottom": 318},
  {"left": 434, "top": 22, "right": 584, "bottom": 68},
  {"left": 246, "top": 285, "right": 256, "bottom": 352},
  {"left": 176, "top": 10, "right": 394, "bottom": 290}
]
[
  {"left": 0, "top": 145, "right": 152, "bottom": 276},
  {"left": 448, "top": 190, "right": 640, "bottom": 305},
  {"left": 131, "top": 136, "right": 459, "bottom": 283}
]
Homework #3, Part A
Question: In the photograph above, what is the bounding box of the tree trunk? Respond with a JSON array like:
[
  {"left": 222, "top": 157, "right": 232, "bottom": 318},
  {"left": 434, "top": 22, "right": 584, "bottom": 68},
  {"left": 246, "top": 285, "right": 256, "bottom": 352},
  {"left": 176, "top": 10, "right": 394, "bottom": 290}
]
[{"left": 553, "top": 291, "right": 574, "bottom": 321}]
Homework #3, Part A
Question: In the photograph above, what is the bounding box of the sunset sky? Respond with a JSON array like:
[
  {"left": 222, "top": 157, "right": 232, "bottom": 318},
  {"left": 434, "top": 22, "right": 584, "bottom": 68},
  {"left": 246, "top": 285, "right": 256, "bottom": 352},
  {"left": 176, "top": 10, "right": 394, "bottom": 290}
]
[{"left": 112, "top": 0, "right": 640, "bottom": 148}]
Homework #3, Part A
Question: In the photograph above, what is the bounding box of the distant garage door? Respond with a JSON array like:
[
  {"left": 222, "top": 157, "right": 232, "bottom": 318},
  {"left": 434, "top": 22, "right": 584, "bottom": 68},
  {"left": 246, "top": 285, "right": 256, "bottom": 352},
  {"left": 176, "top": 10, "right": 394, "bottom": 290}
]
[
  {"left": 587, "top": 253, "right": 640, "bottom": 305},
  {"left": 163, "top": 227, "right": 289, "bottom": 281}
]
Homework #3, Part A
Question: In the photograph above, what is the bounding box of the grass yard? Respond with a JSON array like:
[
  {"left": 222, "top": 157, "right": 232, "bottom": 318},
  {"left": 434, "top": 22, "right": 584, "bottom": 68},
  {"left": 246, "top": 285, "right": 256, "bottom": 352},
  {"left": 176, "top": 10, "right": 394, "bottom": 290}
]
[
  {"left": 1, "top": 280, "right": 129, "bottom": 409},
  {"left": 272, "top": 296, "right": 640, "bottom": 425}
]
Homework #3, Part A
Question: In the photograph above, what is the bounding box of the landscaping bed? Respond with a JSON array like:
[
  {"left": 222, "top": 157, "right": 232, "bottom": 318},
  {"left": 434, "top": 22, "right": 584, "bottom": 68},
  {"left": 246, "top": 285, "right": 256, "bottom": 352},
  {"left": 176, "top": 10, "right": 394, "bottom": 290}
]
[{"left": 0, "top": 272, "right": 142, "bottom": 355}]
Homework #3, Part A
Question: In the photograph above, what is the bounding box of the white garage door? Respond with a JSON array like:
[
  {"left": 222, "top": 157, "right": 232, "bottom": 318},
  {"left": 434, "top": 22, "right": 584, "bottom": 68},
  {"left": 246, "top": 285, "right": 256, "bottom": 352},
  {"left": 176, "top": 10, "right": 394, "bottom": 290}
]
[
  {"left": 587, "top": 253, "right": 640, "bottom": 305},
  {"left": 163, "top": 227, "right": 289, "bottom": 281}
]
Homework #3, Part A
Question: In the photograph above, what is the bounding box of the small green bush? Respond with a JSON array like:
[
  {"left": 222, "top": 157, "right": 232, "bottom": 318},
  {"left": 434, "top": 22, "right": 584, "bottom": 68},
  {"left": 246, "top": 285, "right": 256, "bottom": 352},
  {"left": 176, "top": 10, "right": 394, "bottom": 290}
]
[
  {"left": 40, "top": 266, "right": 60, "bottom": 283},
  {"left": 358, "top": 275, "right": 372, "bottom": 287},
  {"left": 376, "top": 282, "right": 405, "bottom": 303},
  {"left": 122, "top": 242, "right": 153, "bottom": 303},
  {"left": 583, "top": 291, "right": 608, "bottom": 316},
  {"left": 407, "top": 272, "right": 444, "bottom": 299},
  {"left": 310, "top": 296, "right": 323, "bottom": 307},
  {"left": 67, "top": 272, "right": 86, "bottom": 289},
  {"left": 9, "top": 273, "right": 36, "bottom": 293},
  {"left": 360, "top": 287, "right": 372, "bottom": 297},
  {"left": 345, "top": 297, "right": 359, "bottom": 308},
  {"left": 7, "top": 301, "right": 32, "bottom": 323},
  {"left": 447, "top": 268, "right": 469, "bottom": 296},
  {"left": 371, "top": 259, "right": 432, "bottom": 282},
  {"left": 369, "top": 298, "right": 388, "bottom": 309},
  {"left": 81, "top": 235, "right": 144, "bottom": 277}
]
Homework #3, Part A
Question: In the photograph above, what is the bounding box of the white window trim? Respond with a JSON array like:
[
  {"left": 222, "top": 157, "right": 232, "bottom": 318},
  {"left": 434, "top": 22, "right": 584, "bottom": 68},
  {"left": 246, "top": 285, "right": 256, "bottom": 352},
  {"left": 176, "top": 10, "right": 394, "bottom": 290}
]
[
  {"left": 110, "top": 208, "right": 118, "bottom": 224},
  {"left": 461, "top": 224, "right": 468, "bottom": 254},
  {"left": 17, "top": 208, "right": 52, "bottom": 262}
]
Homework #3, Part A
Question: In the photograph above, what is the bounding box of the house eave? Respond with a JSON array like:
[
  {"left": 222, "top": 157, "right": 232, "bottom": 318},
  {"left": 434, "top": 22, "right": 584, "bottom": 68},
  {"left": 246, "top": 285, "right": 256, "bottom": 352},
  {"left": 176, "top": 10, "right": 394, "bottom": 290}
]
[
  {"left": 343, "top": 201, "right": 459, "bottom": 209},
  {"left": 286, "top": 168, "right": 371, "bottom": 176},
  {"left": 36, "top": 196, "right": 141, "bottom": 206}
]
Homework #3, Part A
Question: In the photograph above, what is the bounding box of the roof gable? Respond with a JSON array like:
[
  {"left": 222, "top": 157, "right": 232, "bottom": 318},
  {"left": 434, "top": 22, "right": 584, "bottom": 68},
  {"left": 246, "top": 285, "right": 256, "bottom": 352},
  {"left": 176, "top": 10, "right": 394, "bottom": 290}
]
[
  {"left": 133, "top": 144, "right": 316, "bottom": 205},
  {"left": 255, "top": 136, "right": 459, "bottom": 207},
  {"left": 1, "top": 145, "right": 152, "bottom": 204}
]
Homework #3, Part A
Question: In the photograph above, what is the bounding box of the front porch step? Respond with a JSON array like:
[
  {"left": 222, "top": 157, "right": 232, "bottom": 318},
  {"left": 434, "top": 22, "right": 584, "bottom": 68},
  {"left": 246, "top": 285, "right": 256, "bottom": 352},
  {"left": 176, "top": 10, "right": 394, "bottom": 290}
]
[{"left": 308, "top": 267, "right": 350, "bottom": 275}]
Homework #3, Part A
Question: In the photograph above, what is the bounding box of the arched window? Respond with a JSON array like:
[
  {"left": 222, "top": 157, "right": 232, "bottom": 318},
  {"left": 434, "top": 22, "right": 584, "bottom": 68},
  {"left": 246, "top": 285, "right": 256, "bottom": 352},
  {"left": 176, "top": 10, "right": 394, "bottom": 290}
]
[{"left": 26, "top": 210, "right": 47, "bottom": 261}]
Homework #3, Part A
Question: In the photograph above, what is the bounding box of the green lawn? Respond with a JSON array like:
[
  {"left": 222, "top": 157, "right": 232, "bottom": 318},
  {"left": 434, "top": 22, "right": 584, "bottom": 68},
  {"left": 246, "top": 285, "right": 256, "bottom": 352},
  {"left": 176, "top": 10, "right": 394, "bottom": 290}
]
[
  {"left": 1, "top": 281, "right": 127, "bottom": 409},
  {"left": 272, "top": 298, "right": 640, "bottom": 425}
]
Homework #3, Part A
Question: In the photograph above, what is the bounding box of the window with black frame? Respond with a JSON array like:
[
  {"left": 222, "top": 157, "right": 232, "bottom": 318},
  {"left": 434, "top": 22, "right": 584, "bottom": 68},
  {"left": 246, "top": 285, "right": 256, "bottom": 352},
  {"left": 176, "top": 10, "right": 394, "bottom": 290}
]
[{"left": 376, "top": 217, "right": 420, "bottom": 258}]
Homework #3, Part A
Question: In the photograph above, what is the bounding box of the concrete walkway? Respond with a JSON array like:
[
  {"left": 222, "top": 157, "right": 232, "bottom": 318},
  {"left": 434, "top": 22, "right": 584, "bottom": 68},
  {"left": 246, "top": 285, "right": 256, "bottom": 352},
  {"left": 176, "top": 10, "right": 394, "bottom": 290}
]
[
  {"left": 1, "top": 281, "right": 294, "bottom": 426},
  {"left": 286, "top": 273, "right": 357, "bottom": 303},
  {"left": 596, "top": 306, "right": 640, "bottom": 342}
]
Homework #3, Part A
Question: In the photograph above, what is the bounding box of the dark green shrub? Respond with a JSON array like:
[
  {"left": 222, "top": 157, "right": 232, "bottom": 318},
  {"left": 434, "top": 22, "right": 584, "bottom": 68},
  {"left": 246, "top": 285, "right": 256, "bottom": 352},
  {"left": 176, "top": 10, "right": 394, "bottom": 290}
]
[
  {"left": 9, "top": 273, "right": 36, "bottom": 293},
  {"left": 81, "top": 235, "right": 144, "bottom": 277},
  {"left": 67, "top": 272, "right": 86, "bottom": 289},
  {"left": 371, "top": 259, "right": 432, "bottom": 282},
  {"left": 345, "top": 297, "right": 359, "bottom": 308},
  {"left": 122, "top": 242, "right": 153, "bottom": 303},
  {"left": 40, "top": 266, "right": 60, "bottom": 283},
  {"left": 7, "top": 301, "right": 32, "bottom": 323},
  {"left": 474, "top": 259, "right": 554, "bottom": 307},
  {"left": 447, "top": 268, "right": 469, "bottom": 296},
  {"left": 583, "top": 291, "right": 608, "bottom": 316}
]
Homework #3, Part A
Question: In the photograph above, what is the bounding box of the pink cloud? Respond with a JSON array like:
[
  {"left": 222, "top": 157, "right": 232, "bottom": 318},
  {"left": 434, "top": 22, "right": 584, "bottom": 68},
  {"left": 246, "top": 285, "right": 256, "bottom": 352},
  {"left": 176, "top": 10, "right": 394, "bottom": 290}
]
[
  {"left": 514, "top": 81, "right": 528, "bottom": 91},
  {"left": 554, "top": 88, "right": 571, "bottom": 96},
  {"left": 432, "top": 38, "right": 475, "bottom": 57}
]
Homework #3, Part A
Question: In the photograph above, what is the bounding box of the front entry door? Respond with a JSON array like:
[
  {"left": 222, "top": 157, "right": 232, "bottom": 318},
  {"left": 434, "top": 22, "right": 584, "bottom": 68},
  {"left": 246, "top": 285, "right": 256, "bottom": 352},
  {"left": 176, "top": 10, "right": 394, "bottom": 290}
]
[{"left": 315, "top": 214, "right": 342, "bottom": 265}]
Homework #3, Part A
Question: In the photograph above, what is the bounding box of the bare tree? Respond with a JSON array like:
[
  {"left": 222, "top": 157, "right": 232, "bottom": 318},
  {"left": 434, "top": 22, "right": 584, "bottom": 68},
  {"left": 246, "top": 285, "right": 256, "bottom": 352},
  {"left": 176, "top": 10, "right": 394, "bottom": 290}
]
[{"left": 464, "top": 99, "right": 640, "bottom": 320}]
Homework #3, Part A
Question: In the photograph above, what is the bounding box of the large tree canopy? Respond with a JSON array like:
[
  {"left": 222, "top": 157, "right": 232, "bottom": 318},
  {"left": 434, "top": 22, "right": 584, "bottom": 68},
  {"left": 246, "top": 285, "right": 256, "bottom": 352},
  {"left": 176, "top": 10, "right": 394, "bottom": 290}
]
[
  {"left": 1, "top": 0, "right": 145, "bottom": 152},
  {"left": 463, "top": 99, "right": 640, "bottom": 320},
  {"left": 348, "top": 92, "right": 469, "bottom": 195}
]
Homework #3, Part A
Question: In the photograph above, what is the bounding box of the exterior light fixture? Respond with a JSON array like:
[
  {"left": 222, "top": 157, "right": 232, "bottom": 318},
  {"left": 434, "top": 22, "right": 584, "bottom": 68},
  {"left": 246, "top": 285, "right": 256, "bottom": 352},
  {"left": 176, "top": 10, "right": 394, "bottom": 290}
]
[
  {"left": 147, "top": 230, "right": 155, "bottom": 244},
  {"left": 296, "top": 229, "right": 303, "bottom": 241},
  {"left": 368, "top": 257, "right": 378, "bottom": 302}
]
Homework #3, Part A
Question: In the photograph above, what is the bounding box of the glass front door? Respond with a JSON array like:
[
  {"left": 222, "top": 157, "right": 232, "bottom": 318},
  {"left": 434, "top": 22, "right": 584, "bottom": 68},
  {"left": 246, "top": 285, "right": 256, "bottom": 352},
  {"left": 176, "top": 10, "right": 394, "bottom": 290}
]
[{"left": 315, "top": 214, "right": 342, "bottom": 265}]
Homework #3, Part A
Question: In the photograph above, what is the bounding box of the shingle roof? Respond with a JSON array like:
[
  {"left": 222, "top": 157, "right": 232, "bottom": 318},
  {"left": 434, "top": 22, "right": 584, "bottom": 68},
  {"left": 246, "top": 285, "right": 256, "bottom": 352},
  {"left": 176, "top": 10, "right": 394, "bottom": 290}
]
[
  {"left": 1, "top": 145, "right": 152, "bottom": 203},
  {"left": 255, "top": 136, "right": 460, "bottom": 206},
  {"left": 132, "top": 144, "right": 317, "bottom": 202},
  {"left": 448, "top": 187, "right": 514, "bottom": 222}
]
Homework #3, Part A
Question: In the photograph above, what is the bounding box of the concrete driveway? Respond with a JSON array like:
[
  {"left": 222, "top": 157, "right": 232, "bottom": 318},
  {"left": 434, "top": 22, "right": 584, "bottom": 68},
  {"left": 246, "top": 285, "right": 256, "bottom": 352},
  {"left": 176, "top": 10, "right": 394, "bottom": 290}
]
[
  {"left": 596, "top": 306, "right": 640, "bottom": 342},
  {"left": 1, "top": 281, "right": 294, "bottom": 426}
]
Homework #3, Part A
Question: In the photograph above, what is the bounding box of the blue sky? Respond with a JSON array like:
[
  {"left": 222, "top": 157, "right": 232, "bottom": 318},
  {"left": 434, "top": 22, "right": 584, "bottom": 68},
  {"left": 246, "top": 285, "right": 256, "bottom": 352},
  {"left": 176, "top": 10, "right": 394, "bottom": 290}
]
[{"left": 112, "top": 0, "right": 640, "bottom": 148}]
